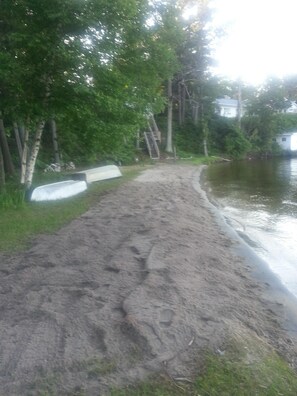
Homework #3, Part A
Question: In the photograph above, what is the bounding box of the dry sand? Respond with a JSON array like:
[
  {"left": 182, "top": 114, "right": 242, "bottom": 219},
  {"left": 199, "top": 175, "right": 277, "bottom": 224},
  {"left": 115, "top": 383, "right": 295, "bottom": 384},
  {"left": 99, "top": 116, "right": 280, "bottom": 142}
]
[{"left": 1, "top": 164, "right": 297, "bottom": 395}]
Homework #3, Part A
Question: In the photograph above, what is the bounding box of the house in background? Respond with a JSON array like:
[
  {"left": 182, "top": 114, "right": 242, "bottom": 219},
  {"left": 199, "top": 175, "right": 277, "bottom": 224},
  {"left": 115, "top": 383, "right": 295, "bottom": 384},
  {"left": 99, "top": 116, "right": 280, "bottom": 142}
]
[
  {"left": 284, "top": 101, "right": 297, "bottom": 114},
  {"left": 275, "top": 132, "right": 297, "bottom": 151},
  {"left": 215, "top": 96, "right": 244, "bottom": 118}
]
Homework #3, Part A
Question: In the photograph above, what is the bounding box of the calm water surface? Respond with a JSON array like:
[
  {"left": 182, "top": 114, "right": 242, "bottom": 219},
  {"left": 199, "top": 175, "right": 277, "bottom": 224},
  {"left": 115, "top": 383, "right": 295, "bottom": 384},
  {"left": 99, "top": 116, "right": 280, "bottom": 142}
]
[{"left": 206, "top": 158, "right": 297, "bottom": 297}]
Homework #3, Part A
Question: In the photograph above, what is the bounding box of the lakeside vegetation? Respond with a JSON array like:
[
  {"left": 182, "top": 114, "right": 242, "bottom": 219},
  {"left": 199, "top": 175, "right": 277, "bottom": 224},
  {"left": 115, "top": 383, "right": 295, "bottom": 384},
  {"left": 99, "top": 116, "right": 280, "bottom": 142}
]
[{"left": 2, "top": 1, "right": 297, "bottom": 195}]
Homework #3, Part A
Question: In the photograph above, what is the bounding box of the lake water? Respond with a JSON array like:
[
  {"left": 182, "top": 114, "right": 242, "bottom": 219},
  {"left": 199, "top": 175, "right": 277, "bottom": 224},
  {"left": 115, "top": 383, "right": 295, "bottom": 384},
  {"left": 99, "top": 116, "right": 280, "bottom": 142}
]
[{"left": 205, "top": 158, "right": 297, "bottom": 298}]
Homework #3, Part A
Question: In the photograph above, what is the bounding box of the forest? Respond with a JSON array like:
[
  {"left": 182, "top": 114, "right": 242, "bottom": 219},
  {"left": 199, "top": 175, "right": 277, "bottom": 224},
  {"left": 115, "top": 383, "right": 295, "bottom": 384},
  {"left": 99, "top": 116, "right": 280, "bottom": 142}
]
[{"left": 2, "top": 0, "right": 297, "bottom": 192}]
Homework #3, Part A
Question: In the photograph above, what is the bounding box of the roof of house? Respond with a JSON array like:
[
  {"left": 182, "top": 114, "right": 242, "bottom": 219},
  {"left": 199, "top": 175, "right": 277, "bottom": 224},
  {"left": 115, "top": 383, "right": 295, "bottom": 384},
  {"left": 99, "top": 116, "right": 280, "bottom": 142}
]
[
  {"left": 215, "top": 98, "right": 238, "bottom": 107},
  {"left": 277, "top": 131, "right": 297, "bottom": 137}
]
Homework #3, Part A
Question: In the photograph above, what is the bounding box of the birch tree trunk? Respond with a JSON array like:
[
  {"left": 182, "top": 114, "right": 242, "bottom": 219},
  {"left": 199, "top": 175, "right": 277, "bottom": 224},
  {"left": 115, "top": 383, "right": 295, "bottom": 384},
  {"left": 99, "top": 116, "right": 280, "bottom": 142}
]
[
  {"left": 50, "top": 118, "right": 60, "bottom": 164},
  {"left": 20, "top": 127, "right": 29, "bottom": 185},
  {"left": 24, "top": 121, "right": 45, "bottom": 189},
  {"left": 166, "top": 79, "right": 173, "bottom": 153},
  {"left": 0, "top": 117, "right": 14, "bottom": 175}
]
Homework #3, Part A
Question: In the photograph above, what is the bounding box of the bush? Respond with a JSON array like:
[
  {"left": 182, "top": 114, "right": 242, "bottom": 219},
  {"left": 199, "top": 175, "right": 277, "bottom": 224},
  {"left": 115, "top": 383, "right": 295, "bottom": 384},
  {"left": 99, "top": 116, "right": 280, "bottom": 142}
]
[
  {"left": 0, "top": 187, "right": 25, "bottom": 209},
  {"left": 224, "top": 127, "right": 251, "bottom": 159}
]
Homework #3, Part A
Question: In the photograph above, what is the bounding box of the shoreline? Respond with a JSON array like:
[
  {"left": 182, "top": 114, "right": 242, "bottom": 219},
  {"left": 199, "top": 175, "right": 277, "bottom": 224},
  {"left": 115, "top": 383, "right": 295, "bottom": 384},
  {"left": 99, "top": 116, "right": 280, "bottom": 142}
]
[
  {"left": 0, "top": 163, "right": 297, "bottom": 394},
  {"left": 197, "top": 164, "right": 297, "bottom": 338}
]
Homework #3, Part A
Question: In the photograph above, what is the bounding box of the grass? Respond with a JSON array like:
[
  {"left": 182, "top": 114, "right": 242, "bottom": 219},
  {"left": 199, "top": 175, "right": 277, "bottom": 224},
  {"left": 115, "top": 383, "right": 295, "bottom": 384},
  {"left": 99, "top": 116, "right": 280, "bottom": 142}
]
[
  {"left": 30, "top": 341, "right": 297, "bottom": 396},
  {"left": 195, "top": 351, "right": 297, "bottom": 395},
  {"left": 110, "top": 335, "right": 297, "bottom": 396},
  {"left": 85, "top": 357, "right": 117, "bottom": 378},
  {"left": 0, "top": 166, "right": 143, "bottom": 252},
  {"left": 178, "top": 154, "right": 230, "bottom": 166}
]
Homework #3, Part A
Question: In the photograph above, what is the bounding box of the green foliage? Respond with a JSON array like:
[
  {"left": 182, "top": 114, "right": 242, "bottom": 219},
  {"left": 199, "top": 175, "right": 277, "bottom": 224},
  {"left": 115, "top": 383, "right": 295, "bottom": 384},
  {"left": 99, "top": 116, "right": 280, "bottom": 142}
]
[
  {"left": 241, "top": 77, "right": 296, "bottom": 153},
  {"left": 111, "top": 342, "right": 297, "bottom": 396},
  {"left": 0, "top": 188, "right": 25, "bottom": 209},
  {"left": 195, "top": 351, "right": 297, "bottom": 395},
  {"left": 0, "top": 175, "right": 26, "bottom": 209},
  {"left": 241, "top": 112, "right": 297, "bottom": 154},
  {"left": 224, "top": 127, "right": 251, "bottom": 159},
  {"left": 209, "top": 116, "right": 236, "bottom": 154},
  {"left": 174, "top": 115, "right": 251, "bottom": 159},
  {"left": 175, "top": 121, "right": 203, "bottom": 154},
  {"left": 1, "top": 0, "right": 183, "bottom": 183},
  {"left": 274, "top": 113, "right": 297, "bottom": 134}
]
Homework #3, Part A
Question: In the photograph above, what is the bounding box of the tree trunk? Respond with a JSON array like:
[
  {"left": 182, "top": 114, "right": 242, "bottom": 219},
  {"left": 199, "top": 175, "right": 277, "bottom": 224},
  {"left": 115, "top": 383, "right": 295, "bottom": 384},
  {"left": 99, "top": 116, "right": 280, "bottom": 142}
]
[
  {"left": 50, "top": 118, "right": 60, "bottom": 164},
  {"left": 18, "top": 124, "right": 25, "bottom": 146},
  {"left": 237, "top": 82, "right": 242, "bottom": 129},
  {"left": 13, "top": 122, "right": 23, "bottom": 162},
  {"left": 25, "top": 120, "right": 45, "bottom": 189},
  {"left": 178, "top": 82, "right": 182, "bottom": 125},
  {"left": 193, "top": 102, "right": 199, "bottom": 125},
  {"left": 181, "top": 83, "right": 186, "bottom": 124},
  {"left": 20, "top": 127, "right": 29, "bottom": 185},
  {"left": 0, "top": 142, "right": 5, "bottom": 191},
  {"left": 202, "top": 117, "right": 209, "bottom": 158},
  {"left": 166, "top": 79, "right": 173, "bottom": 153},
  {"left": 203, "top": 138, "right": 208, "bottom": 157},
  {"left": 0, "top": 117, "right": 14, "bottom": 175}
]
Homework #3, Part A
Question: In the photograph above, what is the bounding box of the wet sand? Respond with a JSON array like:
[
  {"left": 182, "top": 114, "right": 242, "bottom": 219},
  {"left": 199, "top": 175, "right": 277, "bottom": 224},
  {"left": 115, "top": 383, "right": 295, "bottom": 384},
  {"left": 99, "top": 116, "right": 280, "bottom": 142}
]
[{"left": 0, "top": 164, "right": 297, "bottom": 395}]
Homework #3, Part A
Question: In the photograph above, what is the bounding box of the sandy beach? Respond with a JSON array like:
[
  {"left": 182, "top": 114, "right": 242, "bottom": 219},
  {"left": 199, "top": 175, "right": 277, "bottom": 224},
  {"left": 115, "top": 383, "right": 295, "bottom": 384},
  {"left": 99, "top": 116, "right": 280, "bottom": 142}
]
[{"left": 0, "top": 164, "right": 297, "bottom": 395}]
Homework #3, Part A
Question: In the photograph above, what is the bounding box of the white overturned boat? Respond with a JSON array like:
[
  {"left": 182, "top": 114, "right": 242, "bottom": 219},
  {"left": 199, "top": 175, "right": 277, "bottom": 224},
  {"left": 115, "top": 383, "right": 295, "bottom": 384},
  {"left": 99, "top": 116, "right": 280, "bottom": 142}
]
[
  {"left": 72, "top": 164, "right": 122, "bottom": 183},
  {"left": 30, "top": 180, "right": 87, "bottom": 202}
]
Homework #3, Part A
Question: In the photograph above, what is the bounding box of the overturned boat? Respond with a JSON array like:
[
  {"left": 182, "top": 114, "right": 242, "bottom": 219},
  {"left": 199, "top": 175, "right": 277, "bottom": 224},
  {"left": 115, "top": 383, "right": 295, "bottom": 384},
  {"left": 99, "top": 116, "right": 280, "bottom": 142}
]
[
  {"left": 30, "top": 180, "right": 87, "bottom": 202},
  {"left": 72, "top": 164, "right": 122, "bottom": 183}
]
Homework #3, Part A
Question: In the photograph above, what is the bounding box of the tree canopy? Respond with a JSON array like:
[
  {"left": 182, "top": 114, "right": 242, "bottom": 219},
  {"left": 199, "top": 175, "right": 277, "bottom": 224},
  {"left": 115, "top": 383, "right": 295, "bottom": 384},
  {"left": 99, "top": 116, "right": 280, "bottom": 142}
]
[
  {"left": 0, "top": 0, "right": 186, "bottom": 186},
  {"left": 2, "top": 0, "right": 297, "bottom": 191}
]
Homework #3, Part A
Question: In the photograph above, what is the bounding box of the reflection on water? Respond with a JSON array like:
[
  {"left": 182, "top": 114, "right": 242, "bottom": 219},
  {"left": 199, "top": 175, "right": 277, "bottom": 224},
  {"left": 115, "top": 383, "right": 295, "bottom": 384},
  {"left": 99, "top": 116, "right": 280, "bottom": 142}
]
[{"left": 206, "top": 158, "right": 297, "bottom": 297}]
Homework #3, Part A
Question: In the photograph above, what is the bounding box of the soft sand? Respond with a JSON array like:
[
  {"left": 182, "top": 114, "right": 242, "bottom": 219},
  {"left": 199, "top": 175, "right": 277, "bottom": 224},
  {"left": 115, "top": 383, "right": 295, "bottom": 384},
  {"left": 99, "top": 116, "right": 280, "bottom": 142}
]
[{"left": 0, "top": 164, "right": 297, "bottom": 395}]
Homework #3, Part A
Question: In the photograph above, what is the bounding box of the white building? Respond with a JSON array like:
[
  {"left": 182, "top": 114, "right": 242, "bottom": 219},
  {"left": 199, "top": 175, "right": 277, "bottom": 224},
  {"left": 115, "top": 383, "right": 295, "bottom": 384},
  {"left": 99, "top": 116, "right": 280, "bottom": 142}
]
[
  {"left": 285, "top": 101, "right": 297, "bottom": 114},
  {"left": 275, "top": 132, "right": 297, "bottom": 151},
  {"left": 215, "top": 96, "right": 244, "bottom": 118}
]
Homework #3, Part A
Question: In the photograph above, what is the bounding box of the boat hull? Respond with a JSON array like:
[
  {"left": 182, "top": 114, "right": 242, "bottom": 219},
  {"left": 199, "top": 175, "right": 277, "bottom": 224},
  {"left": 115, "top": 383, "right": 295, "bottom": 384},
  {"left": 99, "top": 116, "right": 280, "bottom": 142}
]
[
  {"left": 30, "top": 180, "right": 87, "bottom": 202},
  {"left": 72, "top": 165, "right": 122, "bottom": 183}
]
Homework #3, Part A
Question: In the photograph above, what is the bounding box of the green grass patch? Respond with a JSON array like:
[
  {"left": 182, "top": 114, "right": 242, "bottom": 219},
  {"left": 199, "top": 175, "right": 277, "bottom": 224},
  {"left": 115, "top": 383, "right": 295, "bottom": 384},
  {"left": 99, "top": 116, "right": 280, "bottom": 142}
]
[
  {"left": 195, "top": 351, "right": 297, "bottom": 395},
  {"left": 178, "top": 155, "right": 228, "bottom": 166},
  {"left": 0, "top": 166, "right": 143, "bottom": 252},
  {"left": 110, "top": 336, "right": 297, "bottom": 396}
]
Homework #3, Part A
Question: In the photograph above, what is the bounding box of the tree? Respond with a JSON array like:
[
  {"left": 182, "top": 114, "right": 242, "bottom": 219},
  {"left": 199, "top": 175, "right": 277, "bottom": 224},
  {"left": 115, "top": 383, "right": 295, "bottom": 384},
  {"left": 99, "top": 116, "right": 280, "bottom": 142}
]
[
  {"left": 0, "top": 116, "right": 14, "bottom": 175},
  {"left": 1, "top": 0, "right": 182, "bottom": 186},
  {"left": 166, "top": 0, "right": 216, "bottom": 155},
  {"left": 243, "top": 77, "right": 290, "bottom": 153}
]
